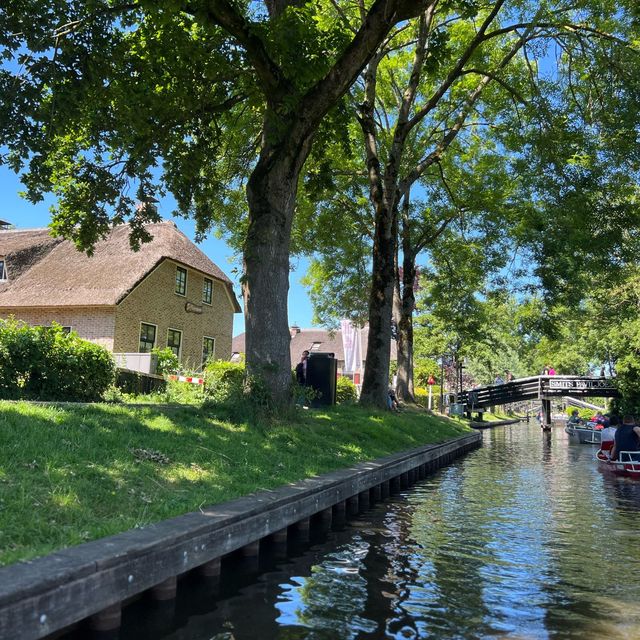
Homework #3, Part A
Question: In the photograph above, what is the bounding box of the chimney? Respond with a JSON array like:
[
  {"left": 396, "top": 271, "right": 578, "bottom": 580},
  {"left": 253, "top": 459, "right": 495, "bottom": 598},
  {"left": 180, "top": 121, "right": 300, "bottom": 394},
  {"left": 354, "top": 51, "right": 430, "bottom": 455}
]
[{"left": 290, "top": 325, "right": 301, "bottom": 337}]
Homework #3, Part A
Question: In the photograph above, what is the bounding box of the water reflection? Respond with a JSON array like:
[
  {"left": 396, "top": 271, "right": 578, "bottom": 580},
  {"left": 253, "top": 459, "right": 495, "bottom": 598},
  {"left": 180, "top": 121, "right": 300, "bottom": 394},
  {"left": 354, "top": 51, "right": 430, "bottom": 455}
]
[{"left": 114, "top": 422, "right": 640, "bottom": 640}]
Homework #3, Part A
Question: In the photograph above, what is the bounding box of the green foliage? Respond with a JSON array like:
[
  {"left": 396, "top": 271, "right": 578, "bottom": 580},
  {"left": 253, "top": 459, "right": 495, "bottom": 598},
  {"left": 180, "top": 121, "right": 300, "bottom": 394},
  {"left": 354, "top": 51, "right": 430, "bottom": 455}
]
[
  {"left": 414, "top": 386, "right": 440, "bottom": 409},
  {"left": 151, "top": 347, "right": 179, "bottom": 375},
  {"left": 414, "top": 360, "right": 440, "bottom": 387},
  {"left": 161, "top": 379, "right": 205, "bottom": 405},
  {"left": 566, "top": 406, "right": 596, "bottom": 421},
  {"left": 0, "top": 319, "right": 115, "bottom": 402},
  {"left": 204, "top": 361, "right": 245, "bottom": 404},
  {"left": 102, "top": 386, "right": 126, "bottom": 404},
  {"left": 336, "top": 376, "right": 358, "bottom": 404}
]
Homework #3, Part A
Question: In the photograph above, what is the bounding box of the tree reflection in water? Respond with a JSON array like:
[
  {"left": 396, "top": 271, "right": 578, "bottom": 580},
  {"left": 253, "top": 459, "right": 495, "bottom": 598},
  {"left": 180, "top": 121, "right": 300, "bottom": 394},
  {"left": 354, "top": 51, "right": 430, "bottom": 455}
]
[{"left": 109, "top": 422, "right": 640, "bottom": 640}]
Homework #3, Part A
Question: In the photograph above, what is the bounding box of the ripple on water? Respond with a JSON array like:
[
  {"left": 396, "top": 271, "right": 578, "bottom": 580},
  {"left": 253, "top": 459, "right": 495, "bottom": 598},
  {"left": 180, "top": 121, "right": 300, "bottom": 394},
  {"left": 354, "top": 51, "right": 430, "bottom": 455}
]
[{"left": 112, "top": 421, "right": 640, "bottom": 640}]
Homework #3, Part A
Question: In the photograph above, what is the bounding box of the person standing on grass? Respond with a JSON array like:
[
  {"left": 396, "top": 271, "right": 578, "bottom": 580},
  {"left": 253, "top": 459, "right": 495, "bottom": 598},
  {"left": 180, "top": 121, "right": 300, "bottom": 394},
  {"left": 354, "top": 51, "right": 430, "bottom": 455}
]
[{"left": 295, "top": 350, "right": 309, "bottom": 386}]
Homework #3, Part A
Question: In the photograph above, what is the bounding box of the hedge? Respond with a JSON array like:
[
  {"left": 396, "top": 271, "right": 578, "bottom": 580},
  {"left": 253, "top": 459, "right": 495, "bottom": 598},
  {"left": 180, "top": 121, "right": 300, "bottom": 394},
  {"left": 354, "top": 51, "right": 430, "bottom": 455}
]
[{"left": 0, "top": 319, "right": 115, "bottom": 402}]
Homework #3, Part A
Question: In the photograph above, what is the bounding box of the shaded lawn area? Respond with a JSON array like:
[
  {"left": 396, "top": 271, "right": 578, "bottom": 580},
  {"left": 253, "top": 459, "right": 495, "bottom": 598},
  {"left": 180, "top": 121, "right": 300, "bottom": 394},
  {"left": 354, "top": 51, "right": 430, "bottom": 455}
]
[{"left": 0, "top": 401, "right": 470, "bottom": 567}]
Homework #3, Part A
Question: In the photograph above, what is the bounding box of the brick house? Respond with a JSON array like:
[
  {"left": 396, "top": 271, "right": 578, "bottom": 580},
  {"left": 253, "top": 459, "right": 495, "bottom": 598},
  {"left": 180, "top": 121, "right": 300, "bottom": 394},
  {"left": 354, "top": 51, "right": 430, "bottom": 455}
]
[{"left": 0, "top": 221, "right": 241, "bottom": 370}]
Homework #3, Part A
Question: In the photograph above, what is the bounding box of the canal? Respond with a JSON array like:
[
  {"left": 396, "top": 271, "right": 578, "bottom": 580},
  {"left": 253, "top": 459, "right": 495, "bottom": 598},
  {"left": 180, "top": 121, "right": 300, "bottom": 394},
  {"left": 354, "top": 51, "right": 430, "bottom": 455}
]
[{"left": 111, "top": 421, "right": 640, "bottom": 639}]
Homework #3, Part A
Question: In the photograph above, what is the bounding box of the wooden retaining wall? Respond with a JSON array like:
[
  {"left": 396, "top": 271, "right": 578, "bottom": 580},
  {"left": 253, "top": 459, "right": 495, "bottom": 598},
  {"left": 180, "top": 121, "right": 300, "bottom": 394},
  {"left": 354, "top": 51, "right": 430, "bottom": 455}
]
[{"left": 0, "top": 432, "right": 481, "bottom": 640}]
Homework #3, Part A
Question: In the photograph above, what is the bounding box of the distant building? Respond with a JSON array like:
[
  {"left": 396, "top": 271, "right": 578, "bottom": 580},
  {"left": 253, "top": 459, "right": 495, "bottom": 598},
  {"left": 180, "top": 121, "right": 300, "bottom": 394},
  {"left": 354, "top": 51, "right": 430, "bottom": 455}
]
[
  {"left": 231, "top": 325, "right": 397, "bottom": 383},
  {"left": 0, "top": 221, "right": 241, "bottom": 370}
]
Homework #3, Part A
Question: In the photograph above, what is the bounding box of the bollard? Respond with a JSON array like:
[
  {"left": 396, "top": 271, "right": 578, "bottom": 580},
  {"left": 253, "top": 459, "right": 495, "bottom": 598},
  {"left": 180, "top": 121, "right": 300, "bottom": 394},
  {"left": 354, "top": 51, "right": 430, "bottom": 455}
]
[
  {"left": 319, "top": 507, "right": 333, "bottom": 530},
  {"left": 150, "top": 576, "right": 177, "bottom": 601},
  {"left": 199, "top": 557, "right": 221, "bottom": 578},
  {"left": 241, "top": 540, "right": 260, "bottom": 558},
  {"left": 89, "top": 603, "right": 122, "bottom": 632},
  {"left": 293, "top": 517, "right": 310, "bottom": 542},
  {"left": 271, "top": 527, "right": 288, "bottom": 544},
  {"left": 333, "top": 500, "right": 346, "bottom": 523}
]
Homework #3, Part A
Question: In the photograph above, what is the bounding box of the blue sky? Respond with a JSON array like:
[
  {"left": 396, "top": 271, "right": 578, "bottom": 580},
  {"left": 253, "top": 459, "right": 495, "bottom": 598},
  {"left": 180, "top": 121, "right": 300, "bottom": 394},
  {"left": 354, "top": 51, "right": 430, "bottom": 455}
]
[{"left": 0, "top": 166, "right": 316, "bottom": 337}]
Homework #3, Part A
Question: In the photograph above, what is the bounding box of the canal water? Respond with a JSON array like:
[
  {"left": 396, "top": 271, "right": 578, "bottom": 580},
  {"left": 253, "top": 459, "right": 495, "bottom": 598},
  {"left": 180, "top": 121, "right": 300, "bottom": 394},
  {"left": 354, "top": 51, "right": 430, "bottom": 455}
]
[{"left": 118, "top": 421, "right": 640, "bottom": 640}]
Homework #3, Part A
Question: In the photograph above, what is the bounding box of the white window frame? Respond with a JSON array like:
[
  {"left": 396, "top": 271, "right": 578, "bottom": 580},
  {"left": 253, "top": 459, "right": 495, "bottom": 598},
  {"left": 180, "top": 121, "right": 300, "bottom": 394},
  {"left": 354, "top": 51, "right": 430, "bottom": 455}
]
[
  {"left": 167, "top": 327, "right": 183, "bottom": 359},
  {"left": 0, "top": 258, "right": 6, "bottom": 281},
  {"left": 202, "top": 336, "right": 216, "bottom": 369},
  {"left": 175, "top": 266, "right": 187, "bottom": 297},
  {"left": 138, "top": 322, "right": 157, "bottom": 353},
  {"left": 202, "top": 277, "right": 213, "bottom": 305}
]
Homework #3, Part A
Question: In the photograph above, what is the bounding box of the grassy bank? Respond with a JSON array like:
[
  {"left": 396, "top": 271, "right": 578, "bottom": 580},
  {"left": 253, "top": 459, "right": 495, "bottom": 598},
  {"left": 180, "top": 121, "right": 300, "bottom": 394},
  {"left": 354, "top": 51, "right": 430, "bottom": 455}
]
[{"left": 0, "top": 401, "right": 470, "bottom": 567}]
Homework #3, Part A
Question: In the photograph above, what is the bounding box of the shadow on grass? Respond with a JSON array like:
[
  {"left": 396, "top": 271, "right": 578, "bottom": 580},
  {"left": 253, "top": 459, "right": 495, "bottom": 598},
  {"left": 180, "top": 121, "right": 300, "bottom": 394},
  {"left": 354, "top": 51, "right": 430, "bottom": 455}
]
[{"left": 0, "top": 401, "right": 470, "bottom": 566}]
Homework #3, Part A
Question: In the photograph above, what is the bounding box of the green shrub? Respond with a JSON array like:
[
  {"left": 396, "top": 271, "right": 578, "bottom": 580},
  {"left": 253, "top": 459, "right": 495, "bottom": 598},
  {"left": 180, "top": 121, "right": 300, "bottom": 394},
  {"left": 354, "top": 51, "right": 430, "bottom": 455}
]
[
  {"left": 414, "top": 385, "right": 440, "bottom": 408},
  {"left": 336, "top": 376, "right": 358, "bottom": 404},
  {"left": 0, "top": 319, "right": 115, "bottom": 402},
  {"left": 204, "top": 360, "right": 245, "bottom": 404},
  {"left": 151, "top": 347, "right": 179, "bottom": 375},
  {"left": 565, "top": 406, "right": 594, "bottom": 420},
  {"left": 414, "top": 360, "right": 440, "bottom": 387}
]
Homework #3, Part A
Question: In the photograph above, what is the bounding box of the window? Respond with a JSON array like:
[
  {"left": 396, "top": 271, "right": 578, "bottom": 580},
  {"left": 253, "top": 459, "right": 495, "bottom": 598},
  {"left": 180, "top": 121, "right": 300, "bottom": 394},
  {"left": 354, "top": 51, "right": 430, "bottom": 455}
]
[
  {"left": 167, "top": 328, "right": 182, "bottom": 358},
  {"left": 175, "top": 266, "right": 187, "bottom": 296},
  {"left": 139, "top": 323, "right": 156, "bottom": 353},
  {"left": 0, "top": 259, "right": 6, "bottom": 280},
  {"left": 202, "top": 336, "right": 215, "bottom": 369},
  {"left": 202, "top": 278, "right": 213, "bottom": 305},
  {"left": 310, "top": 342, "right": 322, "bottom": 351},
  {"left": 61, "top": 326, "right": 72, "bottom": 334}
]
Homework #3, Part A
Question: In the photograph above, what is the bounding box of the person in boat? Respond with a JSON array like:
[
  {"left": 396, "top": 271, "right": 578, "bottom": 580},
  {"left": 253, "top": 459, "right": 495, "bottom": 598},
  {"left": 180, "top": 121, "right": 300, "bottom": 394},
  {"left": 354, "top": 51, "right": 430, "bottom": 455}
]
[
  {"left": 568, "top": 409, "right": 584, "bottom": 426},
  {"left": 599, "top": 414, "right": 619, "bottom": 459},
  {"left": 591, "top": 411, "right": 607, "bottom": 429},
  {"left": 611, "top": 415, "right": 640, "bottom": 461}
]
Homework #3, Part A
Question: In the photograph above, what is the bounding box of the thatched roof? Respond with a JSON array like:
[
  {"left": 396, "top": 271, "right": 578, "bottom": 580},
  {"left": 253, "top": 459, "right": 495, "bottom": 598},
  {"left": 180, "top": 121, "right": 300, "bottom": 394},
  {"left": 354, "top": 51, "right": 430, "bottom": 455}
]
[
  {"left": 0, "top": 221, "right": 241, "bottom": 311},
  {"left": 231, "top": 326, "right": 397, "bottom": 363}
]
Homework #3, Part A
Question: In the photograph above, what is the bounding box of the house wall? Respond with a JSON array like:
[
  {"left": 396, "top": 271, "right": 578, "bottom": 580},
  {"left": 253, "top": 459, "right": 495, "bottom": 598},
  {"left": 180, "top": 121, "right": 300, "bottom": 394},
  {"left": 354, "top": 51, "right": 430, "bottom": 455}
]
[
  {"left": 0, "top": 307, "right": 116, "bottom": 350},
  {"left": 114, "top": 259, "right": 235, "bottom": 370}
]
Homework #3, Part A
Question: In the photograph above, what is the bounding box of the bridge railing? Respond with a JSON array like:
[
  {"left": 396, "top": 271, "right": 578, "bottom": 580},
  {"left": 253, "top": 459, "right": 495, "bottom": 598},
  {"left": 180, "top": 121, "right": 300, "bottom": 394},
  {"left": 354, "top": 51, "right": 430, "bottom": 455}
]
[
  {"left": 458, "top": 375, "right": 618, "bottom": 409},
  {"left": 458, "top": 376, "right": 541, "bottom": 409}
]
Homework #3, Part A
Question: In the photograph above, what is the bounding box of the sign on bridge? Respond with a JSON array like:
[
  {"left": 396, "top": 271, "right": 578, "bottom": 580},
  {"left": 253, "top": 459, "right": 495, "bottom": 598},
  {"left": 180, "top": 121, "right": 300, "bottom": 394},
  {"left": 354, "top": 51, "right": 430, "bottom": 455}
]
[{"left": 548, "top": 378, "right": 614, "bottom": 391}]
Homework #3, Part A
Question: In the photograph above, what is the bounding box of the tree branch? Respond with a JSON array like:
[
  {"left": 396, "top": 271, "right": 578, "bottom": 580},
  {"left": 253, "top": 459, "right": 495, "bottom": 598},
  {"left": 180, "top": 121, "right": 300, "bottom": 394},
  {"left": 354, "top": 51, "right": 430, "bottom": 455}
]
[
  {"left": 186, "top": 0, "right": 289, "bottom": 101},
  {"left": 407, "top": 0, "right": 507, "bottom": 130},
  {"left": 460, "top": 68, "right": 528, "bottom": 104}
]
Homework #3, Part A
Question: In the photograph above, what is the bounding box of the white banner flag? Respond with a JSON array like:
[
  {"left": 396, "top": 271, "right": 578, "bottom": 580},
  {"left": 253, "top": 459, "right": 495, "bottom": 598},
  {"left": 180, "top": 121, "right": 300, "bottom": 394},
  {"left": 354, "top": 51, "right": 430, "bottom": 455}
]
[{"left": 341, "top": 319, "right": 362, "bottom": 374}]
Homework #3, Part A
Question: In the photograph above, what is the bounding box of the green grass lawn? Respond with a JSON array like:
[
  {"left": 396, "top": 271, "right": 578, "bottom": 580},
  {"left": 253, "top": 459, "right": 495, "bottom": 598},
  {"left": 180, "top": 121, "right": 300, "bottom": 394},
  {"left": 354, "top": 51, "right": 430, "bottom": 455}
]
[{"left": 0, "top": 401, "right": 469, "bottom": 567}]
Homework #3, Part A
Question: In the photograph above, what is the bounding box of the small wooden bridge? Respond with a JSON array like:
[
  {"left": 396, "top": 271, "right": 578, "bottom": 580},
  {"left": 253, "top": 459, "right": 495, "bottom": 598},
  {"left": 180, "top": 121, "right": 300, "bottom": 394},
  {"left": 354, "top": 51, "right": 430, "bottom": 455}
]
[{"left": 457, "top": 375, "right": 620, "bottom": 427}]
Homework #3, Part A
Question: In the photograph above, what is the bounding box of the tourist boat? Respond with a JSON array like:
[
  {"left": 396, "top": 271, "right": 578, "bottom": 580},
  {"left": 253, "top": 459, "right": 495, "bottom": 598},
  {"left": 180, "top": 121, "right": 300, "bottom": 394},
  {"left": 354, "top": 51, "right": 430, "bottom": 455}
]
[
  {"left": 565, "top": 421, "right": 602, "bottom": 444},
  {"left": 595, "top": 449, "right": 640, "bottom": 478}
]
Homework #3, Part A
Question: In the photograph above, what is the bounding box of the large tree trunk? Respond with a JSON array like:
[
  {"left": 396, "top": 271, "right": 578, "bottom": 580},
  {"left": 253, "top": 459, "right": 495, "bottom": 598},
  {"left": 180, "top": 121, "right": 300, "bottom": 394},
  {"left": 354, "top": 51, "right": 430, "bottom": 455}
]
[
  {"left": 243, "top": 136, "right": 312, "bottom": 404},
  {"left": 360, "top": 198, "right": 397, "bottom": 407},
  {"left": 395, "top": 254, "right": 416, "bottom": 403}
]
